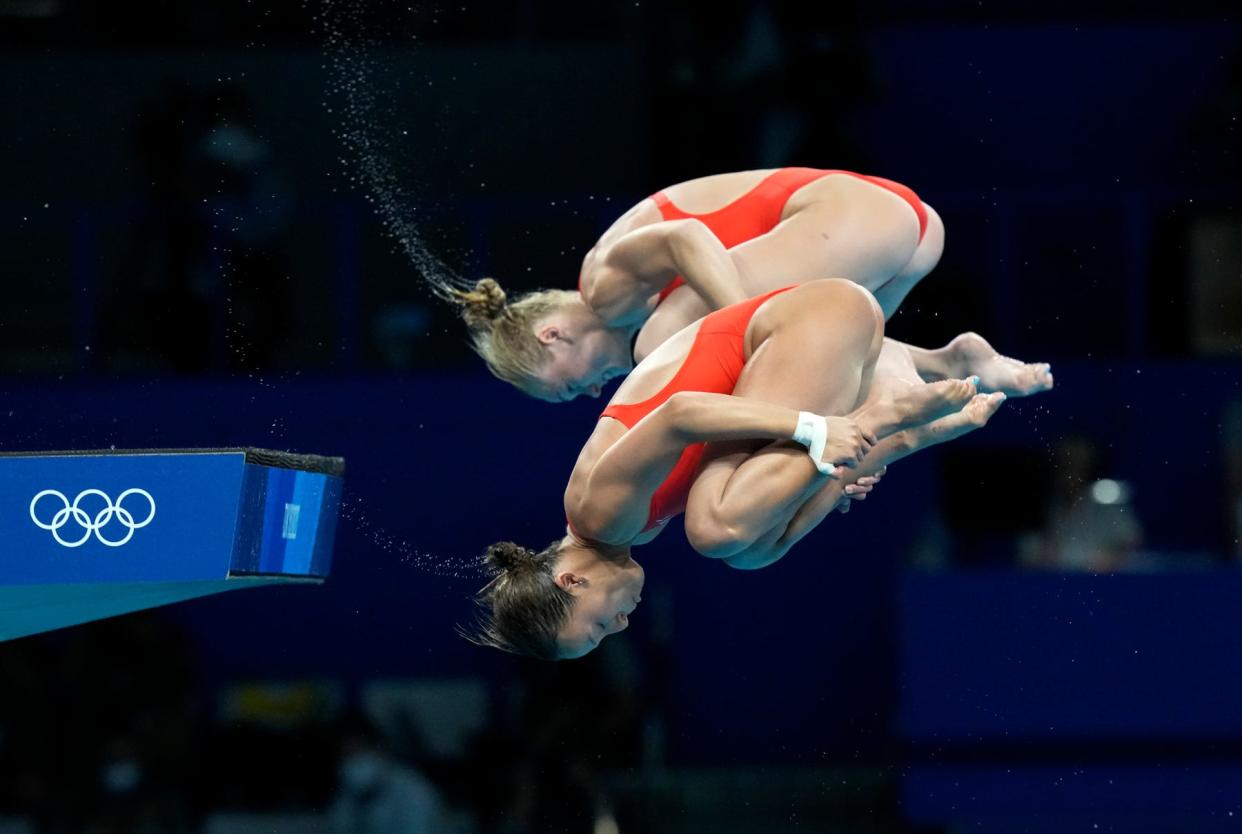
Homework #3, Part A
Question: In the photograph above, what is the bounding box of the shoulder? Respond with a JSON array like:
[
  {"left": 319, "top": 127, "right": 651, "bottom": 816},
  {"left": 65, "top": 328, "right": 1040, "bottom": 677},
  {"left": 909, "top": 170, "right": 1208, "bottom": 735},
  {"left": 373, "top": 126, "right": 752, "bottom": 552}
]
[
  {"left": 563, "top": 419, "right": 640, "bottom": 543},
  {"left": 584, "top": 199, "right": 664, "bottom": 269},
  {"left": 601, "top": 198, "right": 662, "bottom": 240},
  {"left": 564, "top": 421, "right": 625, "bottom": 508}
]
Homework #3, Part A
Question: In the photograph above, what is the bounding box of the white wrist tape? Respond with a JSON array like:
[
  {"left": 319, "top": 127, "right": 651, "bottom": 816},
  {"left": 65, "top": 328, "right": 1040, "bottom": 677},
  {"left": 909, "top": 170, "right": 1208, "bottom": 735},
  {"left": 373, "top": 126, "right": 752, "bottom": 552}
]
[{"left": 792, "top": 411, "right": 835, "bottom": 476}]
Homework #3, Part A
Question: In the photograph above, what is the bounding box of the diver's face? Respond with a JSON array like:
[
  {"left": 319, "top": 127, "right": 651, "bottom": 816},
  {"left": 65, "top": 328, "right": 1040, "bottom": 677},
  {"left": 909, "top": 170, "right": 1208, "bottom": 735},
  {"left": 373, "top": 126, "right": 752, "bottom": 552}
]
[
  {"left": 555, "top": 553, "right": 645, "bottom": 659},
  {"left": 533, "top": 327, "right": 632, "bottom": 403}
]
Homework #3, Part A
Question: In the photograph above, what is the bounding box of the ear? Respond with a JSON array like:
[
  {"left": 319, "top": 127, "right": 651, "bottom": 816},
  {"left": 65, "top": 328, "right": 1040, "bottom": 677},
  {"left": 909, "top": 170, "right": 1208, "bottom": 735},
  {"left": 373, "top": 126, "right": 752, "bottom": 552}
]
[
  {"left": 553, "top": 571, "right": 587, "bottom": 592},
  {"left": 539, "top": 323, "right": 577, "bottom": 346},
  {"left": 536, "top": 324, "right": 562, "bottom": 346}
]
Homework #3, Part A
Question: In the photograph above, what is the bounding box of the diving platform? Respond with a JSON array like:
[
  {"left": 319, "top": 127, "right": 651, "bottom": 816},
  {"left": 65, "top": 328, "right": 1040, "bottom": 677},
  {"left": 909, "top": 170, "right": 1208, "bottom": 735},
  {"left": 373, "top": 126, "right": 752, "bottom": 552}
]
[{"left": 0, "top": 448, "right": 343, "bottom": 640}]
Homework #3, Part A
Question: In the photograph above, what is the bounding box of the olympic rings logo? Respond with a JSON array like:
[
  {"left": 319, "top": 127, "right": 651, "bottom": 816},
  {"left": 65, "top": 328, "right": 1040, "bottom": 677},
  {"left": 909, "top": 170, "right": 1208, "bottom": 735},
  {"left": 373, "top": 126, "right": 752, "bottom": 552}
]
[{"left": 29, "top": 489, "right": 156, "bottom": 548}]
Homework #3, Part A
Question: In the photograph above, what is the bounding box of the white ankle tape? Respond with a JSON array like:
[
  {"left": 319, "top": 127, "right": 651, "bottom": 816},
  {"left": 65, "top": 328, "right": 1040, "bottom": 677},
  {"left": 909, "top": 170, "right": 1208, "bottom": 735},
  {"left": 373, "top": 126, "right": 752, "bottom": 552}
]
[{"left": 793, "top": 411, "right": 835, "bottom": 476}]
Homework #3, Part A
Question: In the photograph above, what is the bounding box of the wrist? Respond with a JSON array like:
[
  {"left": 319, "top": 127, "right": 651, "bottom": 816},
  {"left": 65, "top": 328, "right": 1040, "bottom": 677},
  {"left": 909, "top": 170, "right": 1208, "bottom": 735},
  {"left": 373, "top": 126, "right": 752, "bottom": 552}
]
[{"left": 792, "top": 412, "right": 835, "bottom": 476}]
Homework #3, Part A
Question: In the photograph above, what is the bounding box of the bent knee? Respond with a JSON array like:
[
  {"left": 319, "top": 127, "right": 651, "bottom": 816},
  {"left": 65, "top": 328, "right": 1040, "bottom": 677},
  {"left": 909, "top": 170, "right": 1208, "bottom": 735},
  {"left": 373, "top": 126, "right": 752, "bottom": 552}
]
[
  {"left": 803, "top": 279, "right": 882, "bottom": 322},
  {"left": 723, "top": 545, "right": 787, "bottom": 570},
  {"left": 799, "top": 279, "right": 885, "bottom": 352},
  {"left": 684, "top": 510, "right": 754, "bottom": 560}
]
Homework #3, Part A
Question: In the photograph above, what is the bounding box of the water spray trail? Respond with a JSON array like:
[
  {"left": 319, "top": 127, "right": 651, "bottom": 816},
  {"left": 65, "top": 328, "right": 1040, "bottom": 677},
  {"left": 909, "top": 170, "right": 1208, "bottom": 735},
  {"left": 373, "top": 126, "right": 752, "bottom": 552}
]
[
  {"left": 338, "top": 493, "right": 487, "bottom": 579},
  {"left": 317, "top": 0, "right": 469, "bottom": 300},
  {"left": 315, "top": 2, "right": 487, "bottom": 578}
]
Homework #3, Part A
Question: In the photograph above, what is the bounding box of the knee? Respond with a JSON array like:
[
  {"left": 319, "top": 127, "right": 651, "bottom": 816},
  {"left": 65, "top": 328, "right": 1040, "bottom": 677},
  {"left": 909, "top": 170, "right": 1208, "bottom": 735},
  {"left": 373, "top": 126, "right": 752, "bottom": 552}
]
[
  {"left": 721, "top": 524, "right": 791, "bottom": 569},
  {"left": 811, "top": 279, "right": 885, "bottom": 354},
  {"left": 684, "top": 508, "right": 754, "bottom": 560},
  {"left": 810, "top": 279, "right": 883, "bottom": 322},
  {"left": 723, "top": 552, "right": 764, "bottom": 570},
  {"left": 723, "top": 546, "right": 786, "bottom": 570}
]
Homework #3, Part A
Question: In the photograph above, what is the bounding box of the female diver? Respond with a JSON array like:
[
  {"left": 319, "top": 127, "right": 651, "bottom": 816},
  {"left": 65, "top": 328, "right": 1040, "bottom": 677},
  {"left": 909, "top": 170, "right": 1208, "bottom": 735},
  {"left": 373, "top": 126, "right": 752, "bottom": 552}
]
[
  {"left": 466, "top": 280, "right": 1008, "bottom": 660},
  {"left": 449, "top": 167, "right": 1050, "bottom": 403}
]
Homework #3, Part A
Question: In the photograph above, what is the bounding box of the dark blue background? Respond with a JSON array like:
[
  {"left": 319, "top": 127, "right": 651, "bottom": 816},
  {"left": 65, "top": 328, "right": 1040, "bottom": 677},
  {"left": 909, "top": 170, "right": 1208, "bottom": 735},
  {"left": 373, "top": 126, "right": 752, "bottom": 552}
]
[{"left": 1, "top": 3, "right": 1240, "bottom": 830}]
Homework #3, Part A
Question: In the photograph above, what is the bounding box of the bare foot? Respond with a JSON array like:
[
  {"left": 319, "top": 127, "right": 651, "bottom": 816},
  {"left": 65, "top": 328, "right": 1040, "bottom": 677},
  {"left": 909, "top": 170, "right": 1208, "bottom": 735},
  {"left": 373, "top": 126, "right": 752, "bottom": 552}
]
[
  {"left": 902, "top": 392, "right": 1007, "bottom": 451},
  {"left": 856, "top": 378, "right": 978, "bottom": 439},
  {"left": 947, "top": 332, "right": 1053, "bottom": 398}
]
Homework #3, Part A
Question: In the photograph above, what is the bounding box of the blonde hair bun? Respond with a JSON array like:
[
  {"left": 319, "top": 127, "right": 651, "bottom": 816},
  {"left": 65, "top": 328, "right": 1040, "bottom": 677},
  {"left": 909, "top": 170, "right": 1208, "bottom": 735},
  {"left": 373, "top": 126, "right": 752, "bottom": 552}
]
[{"left": 459, "top": 278, "right": 508, "bottom": 332}]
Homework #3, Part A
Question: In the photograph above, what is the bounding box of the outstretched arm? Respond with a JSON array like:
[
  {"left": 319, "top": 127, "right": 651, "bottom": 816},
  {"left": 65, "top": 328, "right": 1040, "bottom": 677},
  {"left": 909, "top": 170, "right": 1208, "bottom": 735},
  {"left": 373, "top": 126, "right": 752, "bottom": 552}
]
[
  {"left": 565, "top": 392, "right": 871, "bottom": 545},
  {"left": 580, "top": 219, "right": 749, "bottom": 323}
]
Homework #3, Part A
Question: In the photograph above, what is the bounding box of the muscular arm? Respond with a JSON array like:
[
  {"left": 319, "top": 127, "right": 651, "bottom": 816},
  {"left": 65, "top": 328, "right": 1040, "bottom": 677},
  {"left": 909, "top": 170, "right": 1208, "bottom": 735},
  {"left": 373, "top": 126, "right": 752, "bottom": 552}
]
[
  {"left": 580, "top": 219, "right": 749, "bottom": 324},
  {"left": 567, "top": 392, "right": 815, "bottom": 545}
]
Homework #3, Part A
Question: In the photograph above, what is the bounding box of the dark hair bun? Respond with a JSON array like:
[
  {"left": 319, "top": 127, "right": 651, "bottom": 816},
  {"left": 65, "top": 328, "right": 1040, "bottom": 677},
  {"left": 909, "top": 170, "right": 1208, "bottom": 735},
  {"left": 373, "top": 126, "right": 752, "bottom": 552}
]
[{"left": 485, "top": 541, "right": 533, "bottom": 572}]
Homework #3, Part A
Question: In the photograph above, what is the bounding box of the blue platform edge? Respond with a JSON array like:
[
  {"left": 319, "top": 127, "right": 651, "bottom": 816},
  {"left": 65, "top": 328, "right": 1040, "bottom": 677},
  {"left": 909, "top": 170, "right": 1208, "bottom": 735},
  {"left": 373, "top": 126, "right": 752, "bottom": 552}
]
[
  {"left": 0, "top": 450, "right": 341, "bottom": 585},
  {"left": 229, "top": 462, "right": 340, "bottom": 578}
]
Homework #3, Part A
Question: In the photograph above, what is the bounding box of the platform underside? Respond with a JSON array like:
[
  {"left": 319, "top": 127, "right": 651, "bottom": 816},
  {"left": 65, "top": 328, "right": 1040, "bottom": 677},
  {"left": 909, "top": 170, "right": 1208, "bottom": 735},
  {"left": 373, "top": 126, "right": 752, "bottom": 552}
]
[{"left": 0, "top": 575, "right": 321, "bottom": 641}]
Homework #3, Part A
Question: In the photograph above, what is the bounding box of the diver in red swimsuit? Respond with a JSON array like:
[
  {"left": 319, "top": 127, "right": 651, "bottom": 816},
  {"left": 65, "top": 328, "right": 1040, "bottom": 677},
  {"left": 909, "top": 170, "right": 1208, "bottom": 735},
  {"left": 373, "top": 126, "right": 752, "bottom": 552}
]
[
  {"left": 465, "top": 280, "right": 1008, "bottom": 661},
  {"left": 638, "top": 168, "right": 929, "bottom": 306},
  {"left": 450, "top": 168, "right": 1051, "bottom": 407}
]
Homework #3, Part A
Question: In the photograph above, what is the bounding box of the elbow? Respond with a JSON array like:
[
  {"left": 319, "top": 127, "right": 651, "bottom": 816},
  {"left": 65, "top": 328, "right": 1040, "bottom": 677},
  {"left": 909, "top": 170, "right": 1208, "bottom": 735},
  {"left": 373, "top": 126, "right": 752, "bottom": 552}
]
[
  {"left": 579, "top": 264, "right": 626, "bottom": 322},
  {"left": 578, "top": 272, "right": 605, "bottom": 316},
  {"left": 660, "top": 391, "right": 702, "bottom": 440},
  {"left": 666, "top": 219, "right": 713, "bottom": 261}
]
